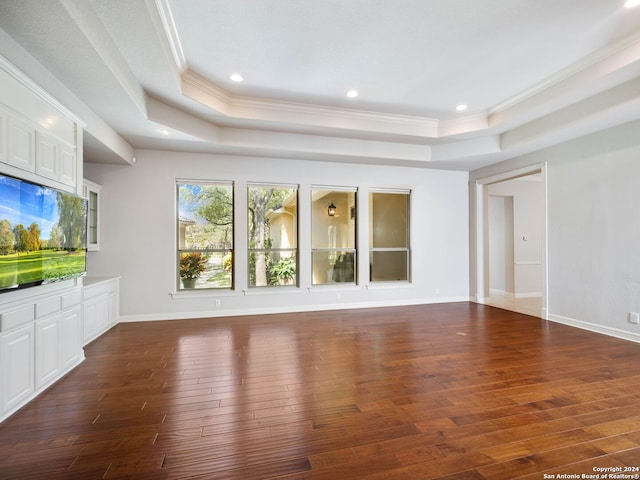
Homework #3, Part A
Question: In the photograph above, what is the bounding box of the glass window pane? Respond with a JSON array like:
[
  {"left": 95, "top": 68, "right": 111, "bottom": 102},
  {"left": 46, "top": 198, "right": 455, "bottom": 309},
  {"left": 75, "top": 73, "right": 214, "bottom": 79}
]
[
  {"left": 370, "top": 251, "right": 408, "bottom": 282},
  {"left": 177, "top": 182, "right": 233, "bottom": 290},
  {"left": 248, "top": 185, "right": 298, "bottom": 287},
  {"left": 312, "top": 250, "right": 355, "bottom": 285},
  {"left": 311, "top": 189, "right": 357, "bottom": 285},
  {"left": 249, "top": 250, "right": 297, "bottom": 286},
  {"left": 311, "top": 190, "right": 356, "bottom": 249},
  {"left": 369, "top": 191, "right": 410, "bottom": 283},
  {"left": 370, "top": 192, "right": 408, "bottom": 248},
  {"left": 179, "top": 251, "right": 232, "bottom": 289},
  {"left": 88, "top": 191, "right": 98, "bottom": 244}
]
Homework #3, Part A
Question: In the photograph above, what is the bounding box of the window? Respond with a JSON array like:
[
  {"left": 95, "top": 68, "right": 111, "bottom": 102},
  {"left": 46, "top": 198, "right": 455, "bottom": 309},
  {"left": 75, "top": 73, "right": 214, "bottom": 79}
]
[
  {"left": 83, "top": 179, "right": 100, "bottom": 251},
  {"left": 248, "top": 184, "right": 298, "bottom": 287},
  {"left": 177, "top": 181, "right": 233, "bottom": 290},
  {"left": 369, "top": 190, "right": 410, "bottom": 282},
  {"left": 311, "top": 187, "right": 357, "bottom": 285}
]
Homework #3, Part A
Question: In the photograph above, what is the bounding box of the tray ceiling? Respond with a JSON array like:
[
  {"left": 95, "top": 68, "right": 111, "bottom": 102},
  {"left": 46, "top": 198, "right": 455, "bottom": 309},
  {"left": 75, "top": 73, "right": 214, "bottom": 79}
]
[{"left": 0, "top": 0, "right": 639, "bottom": 169}]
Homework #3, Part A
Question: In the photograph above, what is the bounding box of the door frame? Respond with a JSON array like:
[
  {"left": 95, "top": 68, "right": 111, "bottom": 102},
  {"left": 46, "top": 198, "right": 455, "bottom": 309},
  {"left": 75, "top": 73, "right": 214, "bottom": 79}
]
[{"left": 472, "top": 163, "right": 548, "bottom": 319}]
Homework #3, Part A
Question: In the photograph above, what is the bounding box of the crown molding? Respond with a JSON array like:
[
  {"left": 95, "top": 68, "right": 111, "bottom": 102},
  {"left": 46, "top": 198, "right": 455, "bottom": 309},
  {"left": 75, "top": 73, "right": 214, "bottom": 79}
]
[
  {"left": 149, "top": 0, "right": 186, "bottom": 73},
  {"left": 181, "top": 69, "right": 232, "bottom": 113},
  {"left": 182, "top": 67, "right": 440, "bottom": 138},
  {"left": 230, "top": 95, "right": 440, "bottom": 137},
  {"left": 490, "top": 30, "right": 640, "bottom": 116},
  {"left": 142, "top": 0, "right": 640, "bottom": 168}
]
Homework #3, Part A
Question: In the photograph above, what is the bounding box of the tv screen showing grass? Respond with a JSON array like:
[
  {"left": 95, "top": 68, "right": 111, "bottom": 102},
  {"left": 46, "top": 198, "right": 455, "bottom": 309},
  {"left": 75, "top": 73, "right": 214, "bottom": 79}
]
[{"left": 0, "top": 173, "right": 87, "bottom": 293}]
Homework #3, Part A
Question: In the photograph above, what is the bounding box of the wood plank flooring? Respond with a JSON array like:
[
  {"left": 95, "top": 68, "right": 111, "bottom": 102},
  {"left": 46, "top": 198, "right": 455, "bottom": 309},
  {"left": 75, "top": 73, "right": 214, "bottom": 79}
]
[{"left": 1, "top": 302, "right": 640, "bottom": 479}]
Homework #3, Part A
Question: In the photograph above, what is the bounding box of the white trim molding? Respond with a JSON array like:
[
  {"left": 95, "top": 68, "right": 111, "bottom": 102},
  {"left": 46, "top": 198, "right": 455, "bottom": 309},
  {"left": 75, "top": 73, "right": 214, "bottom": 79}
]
[{"left": 548, "top": 313, "right": 640, "bottom": 344}]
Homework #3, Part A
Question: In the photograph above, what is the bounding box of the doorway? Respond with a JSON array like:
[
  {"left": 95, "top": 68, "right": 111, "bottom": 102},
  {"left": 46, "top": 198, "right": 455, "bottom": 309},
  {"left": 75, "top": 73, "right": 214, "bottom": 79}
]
[{"left": 473, "top": 164, "right": 548, "bottom": 318}]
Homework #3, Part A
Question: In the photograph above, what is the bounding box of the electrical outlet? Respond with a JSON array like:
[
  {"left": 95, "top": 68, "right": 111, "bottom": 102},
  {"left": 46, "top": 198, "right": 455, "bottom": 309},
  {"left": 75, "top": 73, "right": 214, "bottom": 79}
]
[
  {"left": 629, "top": 312, "right": 639, "bottom": 324},
  {"left": 336, "top": 293, "right": 341, "bottom": 301},
  {"left": 215, "top": 299, "right": 221, "bottom": 308}
]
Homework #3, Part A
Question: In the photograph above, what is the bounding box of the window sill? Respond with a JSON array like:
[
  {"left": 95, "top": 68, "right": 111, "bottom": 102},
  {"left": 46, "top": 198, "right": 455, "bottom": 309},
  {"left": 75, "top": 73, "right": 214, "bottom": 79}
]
[
  {"left": 309, "top": 284, "right": 361, "bottom": 293},
  {"left": 366, "top": 281, "right": 413, "bottom": 290},
  {"left": 242, "top": 286, "right": 305, "bottom": 296},
  {"left": 170, "top": 289, "right": 237, "bottom": 299}
]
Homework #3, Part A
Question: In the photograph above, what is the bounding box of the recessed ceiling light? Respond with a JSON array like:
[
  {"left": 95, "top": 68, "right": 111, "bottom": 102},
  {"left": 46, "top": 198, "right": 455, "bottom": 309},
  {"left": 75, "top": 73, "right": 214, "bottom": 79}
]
[
  {"left": 456, "top": 104, "right": 468, "bottom": 112},
  {"left": 625, "top": 0, "right": 640, "bottom": 7},
  {"left": 346, "top": 90, "right": 358, "bottom": 98},
  {"left": 160, "top": 128, "right": 170, "bottom": 135},
  {"left": 230, "top": 73, "right": 243, "bottom": 82}
]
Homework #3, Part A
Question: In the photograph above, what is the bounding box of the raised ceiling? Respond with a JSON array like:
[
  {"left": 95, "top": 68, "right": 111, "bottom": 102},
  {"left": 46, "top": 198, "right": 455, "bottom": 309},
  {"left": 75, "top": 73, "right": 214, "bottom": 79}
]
[{"left": 1, "top": 0, "right": 640, "bottom": 170}]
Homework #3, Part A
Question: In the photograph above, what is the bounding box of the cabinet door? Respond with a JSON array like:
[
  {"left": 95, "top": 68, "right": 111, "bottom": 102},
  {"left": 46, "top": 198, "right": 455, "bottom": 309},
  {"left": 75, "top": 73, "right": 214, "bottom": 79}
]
[
  {"left": 59, "top": 306, "right": 81, "bottom": 370},
  {"left": 83, "top": 301, "right": 97, "bottom": 345},
  {"left": 7, "top": 115, "right": 35, "bottom": 172},
  {"left": 59, "top": 144, "right": 76, "bottom": 187},
  {"left": 35, "top": 130, "right": 59, "bottom": 181},
  {"left": 35, "top": 314, "right": 61, "bottom": 388},
  {"left": 96, "top": 295, "right": 109, "bottom": 332},
  {"left": 1, "top": 325, "right": 35, "bottom": 412}
]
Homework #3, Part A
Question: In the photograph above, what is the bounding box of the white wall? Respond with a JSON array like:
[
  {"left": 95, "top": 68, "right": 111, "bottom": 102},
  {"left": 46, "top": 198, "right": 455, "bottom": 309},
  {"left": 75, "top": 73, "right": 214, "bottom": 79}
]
[
  {"left": 471, "top": 119, "right": 640, "bottom": 342},
  {"left": 84, "top": 151, "right": 470, "bottom": 320}
]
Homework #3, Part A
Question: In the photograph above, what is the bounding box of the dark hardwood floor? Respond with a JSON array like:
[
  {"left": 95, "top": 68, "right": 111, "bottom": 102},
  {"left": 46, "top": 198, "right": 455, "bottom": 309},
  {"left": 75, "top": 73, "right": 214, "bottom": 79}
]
[{"left": 1, "top": 302, "right": 639, "bottom": 479}]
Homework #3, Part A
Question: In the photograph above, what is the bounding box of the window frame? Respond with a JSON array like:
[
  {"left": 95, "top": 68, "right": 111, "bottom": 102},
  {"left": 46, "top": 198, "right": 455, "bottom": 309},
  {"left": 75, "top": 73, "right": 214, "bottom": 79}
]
[
  {"left": 311, "top": 186, "right": 358, "bottom": 286},
  {"left": 369, "top": 188, "right": 411, "bottom": 283},
  {"left": 176, "top": 179, "right": 234, "bottom": 292},
  {"left": 247, "top": 182, "right": 299, "bottom": 288}
]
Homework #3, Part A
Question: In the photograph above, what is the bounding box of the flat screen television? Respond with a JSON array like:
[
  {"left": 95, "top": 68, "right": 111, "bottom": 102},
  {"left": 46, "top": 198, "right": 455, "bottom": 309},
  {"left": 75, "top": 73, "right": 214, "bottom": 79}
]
[{"left": 0, "top": 172, "right": 87, "bottom": 293}]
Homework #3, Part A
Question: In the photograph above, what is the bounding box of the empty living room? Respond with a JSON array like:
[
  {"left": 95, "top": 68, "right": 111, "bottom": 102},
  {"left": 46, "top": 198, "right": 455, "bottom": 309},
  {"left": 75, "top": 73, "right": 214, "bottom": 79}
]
[{"left": 1, "top": 1, "right": 640, "bottom": 479}]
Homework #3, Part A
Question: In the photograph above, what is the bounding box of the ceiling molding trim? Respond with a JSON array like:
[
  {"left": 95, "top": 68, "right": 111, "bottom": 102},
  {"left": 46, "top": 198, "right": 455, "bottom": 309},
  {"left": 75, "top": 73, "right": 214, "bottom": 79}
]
[
  {"left": 501, "top": 75, "right": 640, "bottom": 152},
  {"left": 148, "top": 0, "right": 187, "bottom": 73},
  {"left": 230, "top": 96, "right": 440, "bottom": 138},
  {"left": 181, "top": 69, "right": 232, "bottom": 115},
  {"left": 490, "top": 30, "right": 640, "bottom": 117},
  {"left": 181, "top": 69, "right": 440, "bottom": 138}
]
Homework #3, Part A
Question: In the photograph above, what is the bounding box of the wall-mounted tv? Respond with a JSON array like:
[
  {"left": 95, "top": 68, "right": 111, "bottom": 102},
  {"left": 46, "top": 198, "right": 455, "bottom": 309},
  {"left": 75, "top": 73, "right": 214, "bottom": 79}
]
[{"left": 0, "top": 173, "right": 87, "bottom": 293}]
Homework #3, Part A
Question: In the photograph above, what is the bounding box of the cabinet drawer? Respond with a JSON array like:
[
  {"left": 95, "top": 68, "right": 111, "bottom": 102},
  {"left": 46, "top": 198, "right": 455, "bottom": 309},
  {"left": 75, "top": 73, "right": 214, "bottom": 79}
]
[
  {"left": 61, "top": 289, "right": 82, "bottom": 309},
  {"left": 35, "top": 296, "right": 61, "bottom": 318},
  {"left": 0, "top": 305, "right": 34, "bottom": 332}
]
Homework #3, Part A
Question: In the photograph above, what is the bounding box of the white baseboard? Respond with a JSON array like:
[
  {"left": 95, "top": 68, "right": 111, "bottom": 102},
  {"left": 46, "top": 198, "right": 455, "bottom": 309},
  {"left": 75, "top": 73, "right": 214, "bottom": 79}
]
[
  {"left": 489, "top": 289, "right": 542, "bottom": 299},
  {"left": 547, "top": 313, "right": 640, "bottom": 344},
  {"left": 515, "top": 292, "right": 543, "bottom": 299},
  {"left": 490, "top": 288, "right": 514, "bottom": 298},
  {"left": 118, "top": 296, "right": 472, "bottom": 323}
]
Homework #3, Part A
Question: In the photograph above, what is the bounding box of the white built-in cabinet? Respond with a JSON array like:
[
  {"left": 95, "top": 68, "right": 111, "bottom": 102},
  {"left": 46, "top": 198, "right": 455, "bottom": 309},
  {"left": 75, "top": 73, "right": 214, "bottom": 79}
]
[
  {"left": 0, "top": 105, "right": 77, "bottom": 188},
  {"left": 36, "top": 130, "right": 77, "bottom": 186},
  {"left": 82, "top": 277, "right": 119, "bottom": 345},
  {"left": 0, "top": 288, "right": 84, "bottom": 420},
  {"left": 6, "top": 113, "right": 36, "bottom": 173},
  {"left": 1, "top": 323, "right": 35, "bottom": 414},
  {"left": 0, "top": 58, "right": 121, "bottom": 423},
  {"left": 0, "top": 279, "right": 119, "bottom": 422}
]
